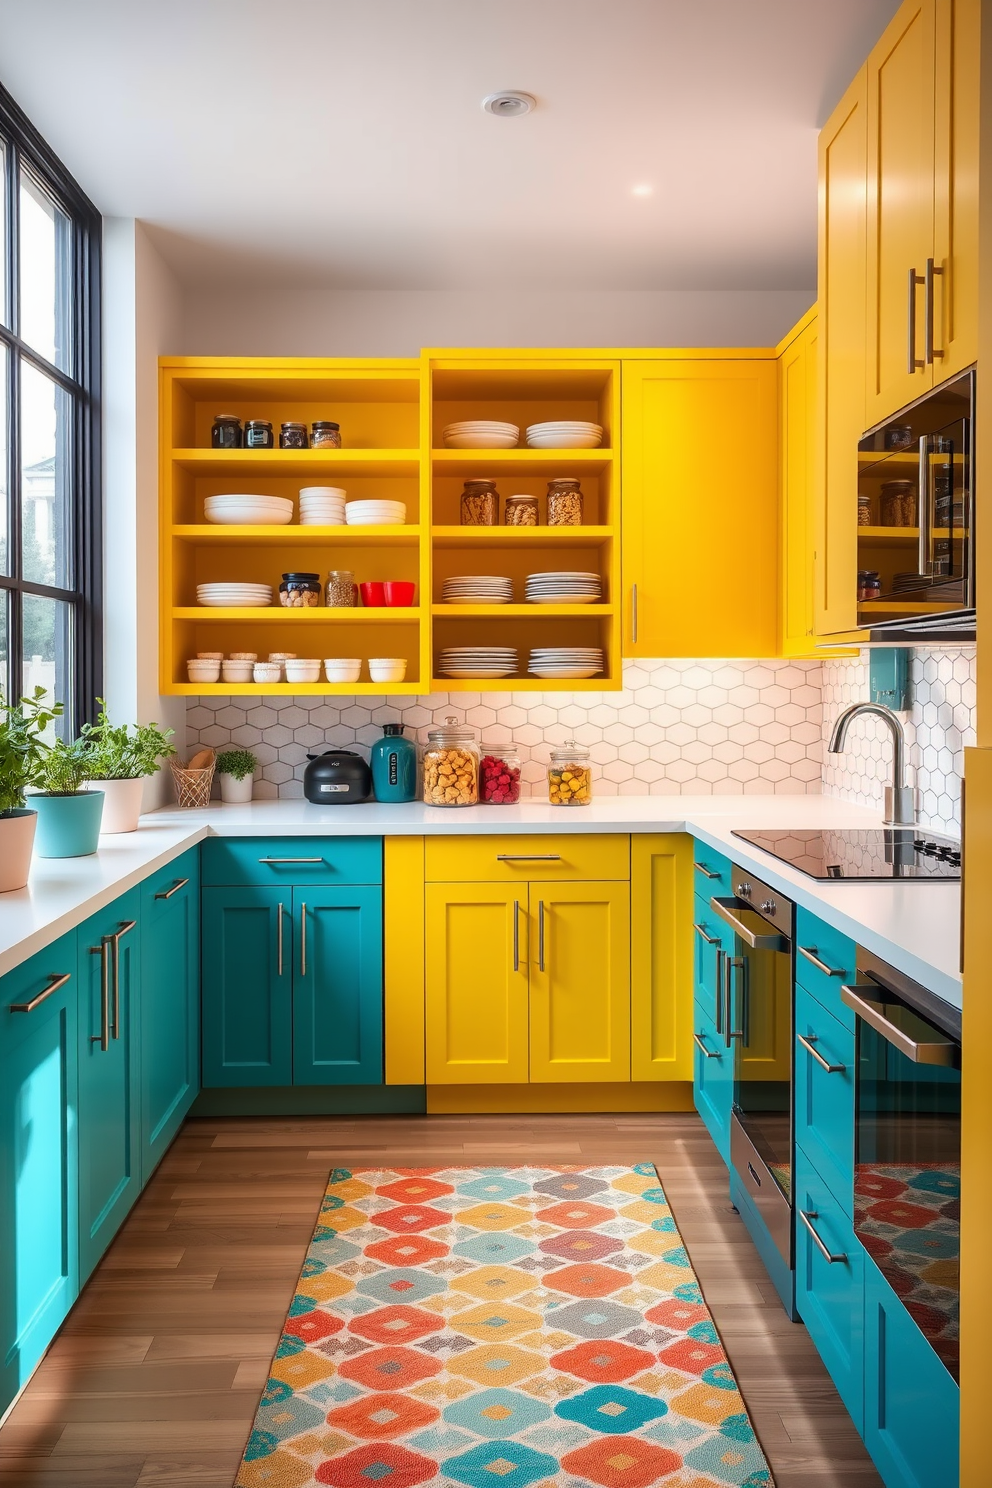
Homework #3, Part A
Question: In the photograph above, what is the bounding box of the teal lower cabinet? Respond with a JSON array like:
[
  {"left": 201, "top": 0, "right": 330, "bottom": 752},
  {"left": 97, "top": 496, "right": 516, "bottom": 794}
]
[
  {"left": 692, "top": 995, "right": 732, "bottom": 1164},
  {"left": 794, "top": 1144, "right": 864, "bottom": 1433},
  {"left": 76, "top": 890, "right": 141, "bottom": 1284},
  {"left": 294, "top": 888, "right": 383, "bottom": 1085},
  {"left": 201, "top": 888, "right": 292, "bottom": 1087},
  {"left": 139, "top": 849, "right": 200, "bottom": 1175},
  {"left": 795, "top": 981, "right": 855, "bottom": 1214},
  {"left": 0, "top": 932, "right": 79, "bottom": 1418}
]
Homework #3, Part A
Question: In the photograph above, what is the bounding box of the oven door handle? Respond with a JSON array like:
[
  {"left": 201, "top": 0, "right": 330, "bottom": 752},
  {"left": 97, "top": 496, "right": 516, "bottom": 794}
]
[
  {"left": 840, "top": 984, "right": 960, "bottom": 1067},
  {"left": 709, "top": 896, "right": 789, "bottom": 951}
]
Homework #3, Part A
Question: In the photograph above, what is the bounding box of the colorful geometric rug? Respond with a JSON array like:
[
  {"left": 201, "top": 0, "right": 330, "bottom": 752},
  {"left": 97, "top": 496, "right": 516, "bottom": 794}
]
[{"left": 235, "top": 1165, "right": 774, "bottom": 1488}]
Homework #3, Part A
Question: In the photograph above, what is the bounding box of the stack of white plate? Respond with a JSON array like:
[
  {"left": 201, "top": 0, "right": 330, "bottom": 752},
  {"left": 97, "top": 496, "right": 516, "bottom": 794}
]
[
  {"left": 438, "top": 646, "right": 519, "bottom": 679},
  {"left": 528, "top": 647, "right": 604, "bottom": 679},
  {"left": 299, "top": 486, "right": 346, "bottom": 525},
  {"left": 203, "top": 493, "right": 294, "bottom": 525},
  {"left": 441, "top": 575, "right": 514, "bottom": 604},
  {"left": 525, "top": 571, "right": 602, "bottom": 604},
  {"left": 346, "top": 499, "right": 407, "bottom": 526},
  {"left": 526, "top": 421, "right": 603, "bottom": 449},
  {"left": 443, "top": 421, "right": 519, "bottom": 449},
  {"left": 196, "top": 583, "right": 273, "bottom": 608}
]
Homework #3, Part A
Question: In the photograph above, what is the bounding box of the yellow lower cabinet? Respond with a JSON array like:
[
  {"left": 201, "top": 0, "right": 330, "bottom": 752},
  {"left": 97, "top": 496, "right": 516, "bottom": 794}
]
[
  {"left": 528, "top": 883, "right": 631, "bottom": 1084},
  {"left": 425, "top": 884, "right": 529, "bottom": 1084},
  {"left": 630, "top": 835, "right": 694, "bottom": 1082}
]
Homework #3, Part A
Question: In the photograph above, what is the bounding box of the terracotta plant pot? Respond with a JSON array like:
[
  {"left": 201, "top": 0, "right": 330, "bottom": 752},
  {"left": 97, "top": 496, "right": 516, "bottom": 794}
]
[
  {"left": 87, "top": 777, "right": 145, "bottom": 834},
  {"left": 219, "top": 772, "right": 254, "bottom": 804},
  {"left": 33, "top": 791, "right": 105, "bottom": 858},
  {"left": 0, "top": 809, "right": 37, "bottom": 892}
]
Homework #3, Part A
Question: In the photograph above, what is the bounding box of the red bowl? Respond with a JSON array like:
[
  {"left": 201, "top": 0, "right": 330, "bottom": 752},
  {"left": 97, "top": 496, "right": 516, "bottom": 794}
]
[
  {"left": 383, "top": 581, "right": 416, "bottom": 607},
  {"left": 359, "top": 581, "right": 386, "bottom": 607}
]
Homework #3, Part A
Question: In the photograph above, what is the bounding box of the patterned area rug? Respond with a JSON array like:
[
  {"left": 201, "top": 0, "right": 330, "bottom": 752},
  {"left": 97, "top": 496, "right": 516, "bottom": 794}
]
[{"left": 235, "top": 1165, "right": 774, "bottom": 1487}]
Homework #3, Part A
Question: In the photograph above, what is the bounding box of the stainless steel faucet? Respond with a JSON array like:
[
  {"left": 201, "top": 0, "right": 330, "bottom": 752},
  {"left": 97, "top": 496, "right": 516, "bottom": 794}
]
[{"left": 828, "top": 703, "right": 916, "bottom": 827}]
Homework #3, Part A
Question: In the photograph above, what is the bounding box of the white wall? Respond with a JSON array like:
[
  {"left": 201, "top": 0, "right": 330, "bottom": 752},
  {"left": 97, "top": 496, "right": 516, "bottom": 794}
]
[{"left": 180, "top": 286, "right": 815, "bottom": 358}]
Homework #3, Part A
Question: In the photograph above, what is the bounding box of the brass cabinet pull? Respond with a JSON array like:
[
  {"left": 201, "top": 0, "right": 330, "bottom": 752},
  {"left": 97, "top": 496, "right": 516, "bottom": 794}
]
[
  {"left": 924, "top": 257, "right": 944, "bottom": 363},
  {"left": 907, "top": 265, "right": 925, "bottom": 372},
  {"left": 277, "top": 902, "right": 284, "bottom": 976},
  {"left": 300, "top": 902, "right": 307, "bottom": 977},
  {"left": 258, "top": 856, "right": 323, "bottom": 864},
  {"left": 154, "top": 877, "right": 189, "bottom": 900},
  {"left": 799, "top": 1208, "right": 847, "bottom": 1264},
  {"left": 110, "top": 921, "right": 136, "bottom": 1041},
  {"left": 538, "top": 899, "right": 546, "bottom": 972},
  {"left": 631, "top": 582, "right": 638, "bottom": 645},
  {"left": 797, "top": 944, "right": 845, "bottom": 978},
  {"left": 693, "top": 861, "right": 721, "bottom": 879},
  {"left": 693, "top": 1031, "right": 719, "bottom": 1059},
  {"left": 512, "top": 899, "right": 521, "bottom": 972},
  {"left": 89, "top": 939, "right": 112, "bottom": 1051},
  {"left": 797, "top": 1032, "right": 846, "bottom": 1074},
  {"left": 496, "top": 854, "right": 561, "bottom": 862},
  {"left": 10, "top": 970, "right": 71, "bottom": 1014},
  {"left": 693, "top": 921, "right": 720, "bottom": 945}
]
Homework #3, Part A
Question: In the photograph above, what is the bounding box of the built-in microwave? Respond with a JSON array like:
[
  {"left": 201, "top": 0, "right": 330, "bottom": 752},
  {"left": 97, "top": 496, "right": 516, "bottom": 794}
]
[{"left": 857, "top": 370, "right": 974, "bottom": 642}]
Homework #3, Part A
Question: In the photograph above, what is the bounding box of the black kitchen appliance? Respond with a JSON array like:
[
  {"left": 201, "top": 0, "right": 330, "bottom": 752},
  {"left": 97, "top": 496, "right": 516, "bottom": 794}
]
[
  {"left": 731, "top": 828, "right": 961, "bottom": 881},
  {"left": 303, "top": 749, "right": 372, "bottom": 804}
]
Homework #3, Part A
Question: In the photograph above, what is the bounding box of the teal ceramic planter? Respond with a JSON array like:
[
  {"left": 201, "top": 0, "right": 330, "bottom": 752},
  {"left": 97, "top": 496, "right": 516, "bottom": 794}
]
[{"left": 32, "top": 790, "right": 105, "bottom": 858}]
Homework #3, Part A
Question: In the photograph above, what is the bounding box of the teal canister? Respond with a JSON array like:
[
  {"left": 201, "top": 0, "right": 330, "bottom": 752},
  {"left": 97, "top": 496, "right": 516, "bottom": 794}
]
[{"left": 370, "top": 723, "right": 417, "bottom": 802}]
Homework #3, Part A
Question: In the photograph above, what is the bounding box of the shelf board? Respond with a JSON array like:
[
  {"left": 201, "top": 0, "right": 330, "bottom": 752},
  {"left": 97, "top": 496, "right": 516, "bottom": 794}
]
[
  {"left": 173, "top": 524, "right": 422, "bottom": 546},
  {"left": 858, "top": 527, "right": 963, "bottom": 544},
  {"left": 173, "top": 606, "right": 422, "bottom": 623},
  {"left": 856, "top": 600, "right": 959, "bottom": 613},
  {"left": 171, "top": 448, "right": 421, "bottom": 477},
  {"left": 431, "top": 676, "right": 615, "bottom": 693},
  {"left": 431, "top": 449, "right": 614, "bottom": 476},
  {"left": 431, "top": 524, "right": 613, "bottom": 548},
  {"left": 170, "top": 680, "right": 424, "bottom": 696},
  {"left": 431, "top": 603, "right": 613, "bottom": 618}
]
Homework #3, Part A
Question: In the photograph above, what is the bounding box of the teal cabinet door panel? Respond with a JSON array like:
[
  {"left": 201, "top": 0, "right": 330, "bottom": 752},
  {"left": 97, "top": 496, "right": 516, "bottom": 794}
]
[
  {"left": 863, "top": 1255, "right": 959, "bottom": 1488},
  {"left": 693, "top": 892, "right": 729, "bottom": 1035},
  {"left": 139, "top": 848, "right": 200, "bottom": 1177},
  {"left": 201, "top": 836, "right": 382, "bottom": 888},
  {"left": 795, "top": 908, "right": 857, "bottom": 1029},
  {"left": 794, "top": 1146, "right": 864, "bottom": 1432},
  {"left": 201, "top": 887, "right": 292, "bottom": 1087},
  {"left": 293, "top": 887, "right": 383, "bottom": 1086},
  {"left": 795, "top": 982, "right": 856, "bottom": 1214},
  {"left": 0, "top": 932, "right": 78, "bottom": 1418},
  {"left": 77, "top": 892, "right": 141, "bottom": 1283},
  {"left": 692, "top": 995, "right": 733, "bottom": 1166}
]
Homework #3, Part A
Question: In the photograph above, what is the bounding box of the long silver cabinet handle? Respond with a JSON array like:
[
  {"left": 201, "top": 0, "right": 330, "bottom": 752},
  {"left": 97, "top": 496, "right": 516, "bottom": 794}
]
[
  {"left": 797, "top": 1032, "right": 846, "bottom": 1074},
  {"left": 258, "top": 856, "right": 324, "bottom": 864},
  {"left": 154, "top": 877, "right": 189, "bottom": 900},
  {"left": 799, "top": 1208, "right": 847, "bottom": 1264},
  {"left": 90, "top": 940, "right": 112, "bottom": 1051},
  {"left": 10, "top": 970, "right": 72, "bottom": 1014},
  {"left": 110, "top": 920, "right": 137, "bottom": 1041},
  {"left": 277, "top": 902, "right": 284, "bottom": 976},
  {"left": 693, "top": 921, "right": 720, "bottom": 945},
  {"left": 693, "top": 1031, "right": 719, "bottom": 1059},
  {"left": 797, "top": 945, "right": 845, "bottom": 978},
  {"left": 710, "top": 896, "right": 788, "bottom": 951},
  {"left": 497, "top": 854, "right": 562, "bottom": 862},
  {"left": 908, "top": 265, "right": 925, "bottom": 372},
  {"left": 840, "top": 983, "right": 959, "bottom": 1066},
  {"left": 925, "top": 257, "right": 944, "bottom": 364},
  {"left": 693, "top": 861, "right": 721, "bottom": 879},
  {"left": 301, "top": 902, "right": 307, "bottom": 977},
  {"left": 512, "top": 900, "right": 521, "bottom": 972}
]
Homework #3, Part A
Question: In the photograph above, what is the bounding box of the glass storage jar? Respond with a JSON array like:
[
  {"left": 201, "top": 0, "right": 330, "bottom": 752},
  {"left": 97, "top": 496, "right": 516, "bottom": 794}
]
[
  {"left": 423, "top": 718, "right": 479, "bottom": 806},
  {"left": 880, "top": 480, "right": 915, "bottom": 527},
  {"left": 461, "top": 479, "right": 499, "bottom": 526},
  {"left": 280, "top": 421, "right": 309, "bottom": 449},
  {"left": 244, "top": 419, "right": 274, "bottom": 449},
  {"left": 548, "top": 741, "right": 592, "bottom": 806},
  {"left": 504, "top": 493, "right": 538, "bottom": 526},
  {"left": 857, "top": 570, "right": 882, "bottom": 602},
  {"left": 858, "top": 492, "right": 872, "bottom": 526},
  {"left": 326, "top": 570, "right": 357, "bottom": 606},
  {"left": 480, "top": 741, "right": 522, "bottom": 804},
  {"left": 211, "top": 414, "right": 242, "bottom": 448},
  {"left": 279, "top": 572, "right": 322, "bottom": 607},
  {"left": 311, "top": 421, "right": 341, "bottom": 448},
  {"left": 547, "top": 478, "right": 584, "bottom": 526}
]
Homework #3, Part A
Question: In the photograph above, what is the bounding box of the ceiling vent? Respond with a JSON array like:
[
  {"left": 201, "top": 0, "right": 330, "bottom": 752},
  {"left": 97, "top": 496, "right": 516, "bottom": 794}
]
[{"left": 481, "top": 92, "right": 536, "bottom": 118}]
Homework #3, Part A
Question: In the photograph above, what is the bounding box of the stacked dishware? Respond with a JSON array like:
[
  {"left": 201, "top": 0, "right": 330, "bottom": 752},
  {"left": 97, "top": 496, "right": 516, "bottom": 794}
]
[
  {"left": 525, "top": 421, "right": 603, "bottom": 449},
  {"left": 299, "top": 486, "right": 346, "bottom": 525},
  {"left": 196, "top": 582, "right": 273, "bottom": 608},
  {"left": 346, "top": 499, "right": 407, "bottom": 526},
  {"left": 525, "top": 571, "right": 602, "bottom": 604},
  {"left": 443, "top": 420, "right": 519, "bottom": 449},
  {"left": 441, "top": 575, "right": 514, "bottom": 604},
  {"left": 528, "top": 647, "right": 604, "bottom": 679},
  {"left": 203, "top": 493, "right": 294, "bottom": 525},
  {"left": 438, "top": 646, "right": 518, "bottom": 679},
  {"left": 285, "top": 659, "right": 322, "bottom": 684}
]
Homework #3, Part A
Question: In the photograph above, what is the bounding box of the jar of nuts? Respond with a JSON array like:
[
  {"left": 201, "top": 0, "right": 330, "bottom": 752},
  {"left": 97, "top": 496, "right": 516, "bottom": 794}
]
[
  {"left": 547, "top": 478, "right": 584, "bottom": 526},
  {"left": 423, "top": 718, "right": 480, "bottom": 807},
  {"left": 504, "top": 493, "right": 538, "bottom": 526},
  {"left": 326, "top": 570, "right": 357, "bottom": 607},
  {"left": 880, "top": 479, "right": 916, "bottom": 527},
  {"left": 461, "top": 479, "right": 499, "bottom": 526},
  {"left": 279, "top": 572, "right": 322, "bottom": 607},
  {"left": 548, "top": 741, "right": 592, "bottom": 806}
]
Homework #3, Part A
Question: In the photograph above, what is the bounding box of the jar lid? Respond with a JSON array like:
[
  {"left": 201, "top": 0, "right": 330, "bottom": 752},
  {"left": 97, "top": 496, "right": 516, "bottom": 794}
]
[
  {"left": 547, "top": 477, "right": 581, "bottom": 488},
  {"left": 427, "top": 715, "right": 477, "bottom": 746},
  {"left": 857, "top": 570, "right": 880, "bottom": 580},
  {"left": 382, "top": 723, "right": 404, "bottom": 737},
  {"left": 463, "top": 478, "right": 498, "bottom": 489},
  {"left": 312, "top": 421, "right": 340, "bottom": 430},
  {"left": 327, "top": 569, "right": 356, "bottom": 578},
  {"left": 214, "top": 413, "right": 241, "bottom": 421},
  {"left": 550, "top": 739, "right": 590, "bottom": 762},
  {"left": 881, "top": 480, "right": 914, "bottom": 492},
  {"left": 281, "top": 421, "right": 307, "bottom": 430},
  {"left": 245, "top": 418, "right": 272, "bottom": 427},
  {"left": 482, "top": 739, "right": 518, "bottom": 753},
  {"left": 281, "top": 572, "right": 320, "bottom": 582},
  {"left": 505, "top": 493, "right": 537, "bottom": 502}
]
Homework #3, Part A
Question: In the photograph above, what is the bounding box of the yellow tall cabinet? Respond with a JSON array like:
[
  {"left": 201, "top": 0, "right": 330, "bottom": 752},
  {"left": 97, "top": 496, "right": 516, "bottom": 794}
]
[{"left": 778, "top": 308, "right": 819, "bottom": 655}]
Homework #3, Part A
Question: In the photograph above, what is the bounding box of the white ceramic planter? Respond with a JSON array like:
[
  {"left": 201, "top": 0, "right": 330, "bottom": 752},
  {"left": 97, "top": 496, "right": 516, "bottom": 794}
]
[
  {"left": 87, "top": 777, "right": 145, "bottom": 833},
  {"left": 0, "top": 809, "right": 37, "bottom": 891},
  {"left": 219, "top": 772, "right": 254, "bottom": 804}
]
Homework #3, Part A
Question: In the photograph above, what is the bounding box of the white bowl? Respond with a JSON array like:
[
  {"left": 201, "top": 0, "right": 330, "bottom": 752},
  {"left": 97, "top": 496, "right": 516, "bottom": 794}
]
[
  {"left": 221, "top": 662, "right": 255, "bottom": 683},
  {"left": 300, "top": 486, "right": 347, "bottom": 498},
  {"left": 525, "top": 433, "right": 603, "bottom": 449},
  {"left": 443, "top": 433, "right": 519, "bottom": 449},
  {"left": 368, "top": 660, "right": 407, "bottom": 683},
  {"left": 324, "top": 659, "right": 363, "bottom": 683},
  {"left": 284, "top": 660, "right": 322, "bottom": 684},
  {"left": 253, "top": 663, "right": 282, "bottom": 683},
  {"left": 187, "top": 660, "right": 220, "bottom": 682}
]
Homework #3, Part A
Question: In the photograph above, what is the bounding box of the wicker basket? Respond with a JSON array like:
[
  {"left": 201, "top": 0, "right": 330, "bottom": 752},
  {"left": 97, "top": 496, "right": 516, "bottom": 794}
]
[{"left": 171, "top": 761, "right": 215, "bottom": 808}]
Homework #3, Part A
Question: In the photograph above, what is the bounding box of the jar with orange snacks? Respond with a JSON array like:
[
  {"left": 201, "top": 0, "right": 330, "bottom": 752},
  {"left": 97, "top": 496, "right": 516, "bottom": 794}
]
[
  {"left": 423, "top": 718, "right": 480, "bottom": 806},
  {"left": 548, "top": 742, "right": 592, "bottom": 805}
]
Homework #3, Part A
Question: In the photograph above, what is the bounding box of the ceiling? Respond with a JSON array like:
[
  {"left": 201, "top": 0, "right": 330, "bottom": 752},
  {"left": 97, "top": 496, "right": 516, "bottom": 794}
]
[{"left": 0, "top": 0, "right": 900, "bottom": 292}]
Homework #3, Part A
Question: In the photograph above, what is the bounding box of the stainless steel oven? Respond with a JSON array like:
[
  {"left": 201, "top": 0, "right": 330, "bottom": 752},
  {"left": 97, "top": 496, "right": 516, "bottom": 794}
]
[
  {"left": 842, "top": 949, "right": 961, "bottom": 1381},
  {"left": 711, "top": 870, "right": 795, "bottom": 1285}
]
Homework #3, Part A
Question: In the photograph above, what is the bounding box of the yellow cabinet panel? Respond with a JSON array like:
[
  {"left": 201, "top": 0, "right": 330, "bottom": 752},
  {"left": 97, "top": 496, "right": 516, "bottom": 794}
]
[
  {"left": 424, "top": 834, "right": 629, "bottom": 884},
  {"left": 630, "top": 835, "right": 693, "bottom": 1082},
  {"left": 778, "top": 310, "right": 819, "bottom": 656},
  {"left": 932, "top": 0, "right": 979, "bottom": 382},
  {"left": 425, "top": 885, "right": 528, "bottom": 1084},
  {"left": 384, "top": 837, "right": 425, "bottom": 1085},
  {"left": 621, "top": 358, "right": 778, "bottom": 658},
  {"left": 529, "top": 884, "right": 630, "bottom": 1084}
]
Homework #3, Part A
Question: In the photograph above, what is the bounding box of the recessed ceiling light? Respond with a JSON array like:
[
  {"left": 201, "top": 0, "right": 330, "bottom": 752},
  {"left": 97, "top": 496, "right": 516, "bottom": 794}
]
[
  {"left": 482, "top": 92, "right": 536, "bottom": 118},
  {"left": 631, "top": 183, "right": 654, "bottom": 197}
]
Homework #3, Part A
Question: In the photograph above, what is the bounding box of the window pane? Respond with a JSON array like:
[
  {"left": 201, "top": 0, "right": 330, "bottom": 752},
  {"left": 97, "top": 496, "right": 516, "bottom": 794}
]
[
  {"left": 0, "top": 143, "right": 7, "bottom": 327},
  {"left": 0, "top": 589, "right": 8, "bottom": 700},
  {"left": 19, "top": 171, "right": 72, "bottom": 373},
  {"left": 0, "top": 347, "right": 7, "bottom": 575},
  {"left": 20, "top": 359, "right": 72, "bottom": 587},
  {"left": 23, "top": 592, "right": 72, "bottom": 731}
]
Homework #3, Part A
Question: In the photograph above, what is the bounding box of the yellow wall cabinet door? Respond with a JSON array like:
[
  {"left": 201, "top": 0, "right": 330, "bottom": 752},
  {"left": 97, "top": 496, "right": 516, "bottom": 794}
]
[
  {"left": 621, "top": 357, "right": 778, "bottom": 658},
  {"left": 529, "top": 884, "right": 630, "bottom": 1084},
  {"left": 425, "top": 884, "right": 529, "bottom": 1084},
  {"left": 778, "top": 309, "right": 819, "bottom": 656},
  {"left": 630, "top": 835, "right": 693, "bottom": 1082}
]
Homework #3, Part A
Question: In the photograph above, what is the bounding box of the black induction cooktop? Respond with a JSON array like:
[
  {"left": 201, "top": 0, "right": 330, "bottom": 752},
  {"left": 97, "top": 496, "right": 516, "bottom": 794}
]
[{"left": 731, "top": 828, "right": 961, "bottom": 881}]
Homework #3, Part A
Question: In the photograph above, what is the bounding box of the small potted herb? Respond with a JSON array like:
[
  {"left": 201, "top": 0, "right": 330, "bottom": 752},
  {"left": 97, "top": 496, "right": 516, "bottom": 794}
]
[
  {"left": 216, "top": 748, "right": 257, "bottom": 804},
  {"left": 80, "top": 701, "right": 176, "bottom": 833},
  {"left": 30, "top": 733, "right": 105, "bottom": 858},
  {"left": 0, "top": 688, "right": 61, "bottom": 891}
]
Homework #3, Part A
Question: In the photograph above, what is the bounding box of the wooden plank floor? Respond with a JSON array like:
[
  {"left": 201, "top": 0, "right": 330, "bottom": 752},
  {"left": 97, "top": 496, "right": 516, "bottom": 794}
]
[{"left": 0, "top": 1113, "right": 883, "bottom": 1487}]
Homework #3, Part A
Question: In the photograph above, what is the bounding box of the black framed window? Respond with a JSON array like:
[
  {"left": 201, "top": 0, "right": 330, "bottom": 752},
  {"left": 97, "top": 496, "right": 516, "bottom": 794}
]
[{"left": 0, "top": 82, "right": 101, "bottom": 734}]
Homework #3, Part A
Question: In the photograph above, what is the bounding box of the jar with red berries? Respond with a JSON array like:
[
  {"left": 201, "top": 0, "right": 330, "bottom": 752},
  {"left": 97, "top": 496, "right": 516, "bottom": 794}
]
[{"left": 480, "top": 741, "right": 522, "bottom": 805}]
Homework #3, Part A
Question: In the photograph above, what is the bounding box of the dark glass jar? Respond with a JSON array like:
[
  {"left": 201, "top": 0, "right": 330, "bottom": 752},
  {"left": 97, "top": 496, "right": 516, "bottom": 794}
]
[
  {"left": 211, "top": 414, "right": 242, "bottom": 449},
  {"left": 857, "top": 570, "right": 882, "bottom": 602},
  {"left": 279, "top": 572, "right": 322, "bottom": 608},
  {"left": 280, "top": 421, "right": 309, "bottom": 449},
  {"left": 245, "top": 419, "right": 274, "bottom": 449},
  {"left": 311, "top": 421, "right": 342, "bottom": 449}
]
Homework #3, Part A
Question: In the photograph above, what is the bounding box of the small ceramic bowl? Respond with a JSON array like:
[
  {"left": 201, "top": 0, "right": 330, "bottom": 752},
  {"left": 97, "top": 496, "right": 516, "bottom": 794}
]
[
  {"left": 253, "top": 662, "right": 282, "bottom": 684},
  {"left": 368, "top": 657, "right": 407, "bottom": 683},
  {"left": 187, "top": 659, "right": 221, "bottom": 683},
  {"left": 324, "top": 658, "right": 363, "bottom": 684},
  {"left": 285, "top": 659, "right": 322, "bottom": 684},
  {"left": 222, "top": 661, "right": 255, "bottom": 683}
]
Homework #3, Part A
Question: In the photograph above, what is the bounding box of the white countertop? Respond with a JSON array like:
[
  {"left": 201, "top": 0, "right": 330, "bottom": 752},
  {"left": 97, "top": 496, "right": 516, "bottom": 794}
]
[{"left": 0, "top": 795, "right": 962, "bottom": 1008}]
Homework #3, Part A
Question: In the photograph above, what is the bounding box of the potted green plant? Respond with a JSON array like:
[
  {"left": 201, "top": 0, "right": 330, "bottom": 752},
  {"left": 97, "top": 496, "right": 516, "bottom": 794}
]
[
  {"left": 80, "top": 701, "right": 176, "bottom": 832},
  {"left": 216, "top": 747, "right": 257, "bottom": 804},
  {"left": 30, "top": 733, "right": 105, "bottom": 858},
  {"left": 0, "top": 688, "right": 61, "bottom": 891}
]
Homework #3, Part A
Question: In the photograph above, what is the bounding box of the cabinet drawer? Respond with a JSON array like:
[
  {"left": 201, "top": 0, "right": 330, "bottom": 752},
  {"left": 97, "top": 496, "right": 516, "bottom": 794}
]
[
  {"left": 0, "top": 930, "right": 78, "bottom": 1028},
  {"left": 794, "top": 1146, "right": 864, "bottom": 1433},
  {"left": 424, "top": 835, "right": 629, "bottom": 883},
  {"left": 201, "top": 836, "right": 382, "bottom": 887},
  {"left": 693, "top": 893, "right": 730, "bottom": 1034},
  {"left": 795, "top": 982, "right": 855, "bottom": 1213},
  {"left": 795, "top": 907, "right": 857, "bottom": 1028},
  {"left": 692, "top": 995, "right": 733, "bottom": 1166},
  {"left": 692, "top": 841, "right": 732, "bottom": 900}
]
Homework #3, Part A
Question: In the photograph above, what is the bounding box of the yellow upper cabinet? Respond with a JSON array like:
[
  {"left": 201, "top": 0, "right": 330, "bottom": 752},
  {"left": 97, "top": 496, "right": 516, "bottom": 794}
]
[
  {"left": 778, "top": 309, "right": 818, "bottom": 656},
  {"left": 621, "top": 356, "right": 779, "bottom": 658}
]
